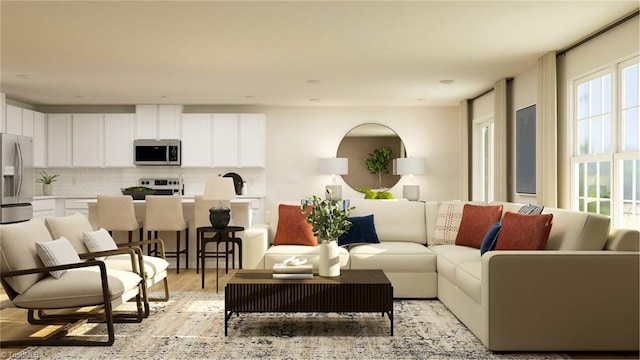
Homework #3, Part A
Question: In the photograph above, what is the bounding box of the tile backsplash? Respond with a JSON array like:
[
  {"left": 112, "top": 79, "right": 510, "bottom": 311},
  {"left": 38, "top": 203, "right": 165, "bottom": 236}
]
[{"left": 33, "top": 167, "right": 266, "bottom": 197}]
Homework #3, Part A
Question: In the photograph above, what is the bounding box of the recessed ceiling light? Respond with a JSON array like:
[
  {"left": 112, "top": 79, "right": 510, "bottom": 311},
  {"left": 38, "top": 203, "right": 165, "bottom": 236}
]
[
  {"left": 439, "top": 80, "right": 455, "bottom": 85},
  {"left": 16, "top": 74, "right": 31, "bottom": 80},
  {"left": 307, "top": 80, "right": 321, "bottom": 85}
]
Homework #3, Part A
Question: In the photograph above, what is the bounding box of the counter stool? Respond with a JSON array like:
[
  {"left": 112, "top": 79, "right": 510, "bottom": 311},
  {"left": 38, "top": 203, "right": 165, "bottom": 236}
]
[
  {"left": 97, "top": 195, "right": 143, "bottom": 244},
  {"left": 145, "top": 195, "right": 189, "bottom": 273},
  {"left": 194, "top": 196, "right": 233, "bottom": 274}
]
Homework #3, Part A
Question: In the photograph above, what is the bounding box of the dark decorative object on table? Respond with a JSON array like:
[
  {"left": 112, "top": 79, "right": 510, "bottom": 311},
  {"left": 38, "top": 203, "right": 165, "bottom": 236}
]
[{"left": 121, "top": 186, "right": 155, "bottom": 200}]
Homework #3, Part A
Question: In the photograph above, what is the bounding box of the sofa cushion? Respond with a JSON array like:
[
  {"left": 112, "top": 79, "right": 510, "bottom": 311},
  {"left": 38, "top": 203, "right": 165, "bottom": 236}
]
[
  {"left": 431, "top": 201, "right": 465, "bottom": 245},
  {"left": 429, "top": 244, "right": 480, "bottom": 283},
  {"left": 455, "top": 204, "right": 503, "bottom": 248},
  {"left": 349, "top": 200, "right": 427, "bottom": 244},
  {"left": 104, "top": 254, "right": 169, "bottom": 280},
  {"left": 273, "top": 204, "right": 317, "bottom": 246},
  {"left": 0, "top": 219, "right": 52, "bottom": 294},
  {"left": 264, "top": 245, "right": 349, "bottom": 269},
  {"left": 349, "top": 242, "right": 436, "bottom": 273},
  {"left": 455, "top": 261, "right": 482, "bottom": 303},
  {"left": 495, "top": 212, "right": 553, "bottom": 250},
  {"left": 12, "top": 268, "right": 141, "bottom": 309},
  {"left": 338, "top": 214, "right": 380, "bottom": 247},
  {"left": 35, "top": 237, "right": 82, "bottom": 279},
  {"left": 480, "top": 222, "right": 502, "bottom": 255}
]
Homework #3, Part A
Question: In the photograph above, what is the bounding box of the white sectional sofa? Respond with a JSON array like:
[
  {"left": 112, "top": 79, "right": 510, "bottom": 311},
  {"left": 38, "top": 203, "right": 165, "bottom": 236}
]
[{"left": 244, "top": 199, "right": 640, "bottom": 351}]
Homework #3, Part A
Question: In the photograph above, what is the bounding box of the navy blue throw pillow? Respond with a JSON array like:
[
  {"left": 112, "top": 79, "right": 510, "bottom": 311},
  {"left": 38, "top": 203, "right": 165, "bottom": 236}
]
[
  {"left": 338, "top": 214, "right": 380, "bottom": 247},
  {"left": 480, "top": 222, "right": 502, "bottom": 255}
]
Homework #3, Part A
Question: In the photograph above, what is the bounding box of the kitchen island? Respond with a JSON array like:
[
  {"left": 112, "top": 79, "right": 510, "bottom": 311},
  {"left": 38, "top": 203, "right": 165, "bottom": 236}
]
[{"left": 82, "top": 196, "right": 261, "bottom": 269}]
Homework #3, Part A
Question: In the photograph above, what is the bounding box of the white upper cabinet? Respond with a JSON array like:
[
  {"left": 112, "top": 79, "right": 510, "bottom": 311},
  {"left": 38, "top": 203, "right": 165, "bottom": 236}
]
[
  {"left": 104, "top": 114, "right": 135, "bottom": 167},
  {"left": 238, "top": 113, "right": 266, "bottom": 167},
  {"left": 6, "top": 105, "right": 46, "bottom": 166},
  {"left": 135, "top": 105, "right": 156, "bottom": 139},
  {"left": 72, "top": 114, "right": 104, "bottom": 167},
  {"left": 135, "top": 104, "right": 182, "bottom": 139},
  {"left": 47, "top": 114, "right": 72, "bottom": 167},
  {"left": 157, "top": 105, "right": 181, "bottom": 139},
  {"left": 33, "top": 111, "right": 46, "bottom": 167},
  {"left": 181, "top": 113, "right": 213, "bottom": 167},
  {"left": 21, "top": 109, "right": 35, "bottom": 137},
  {"left": 5, "top": 105, "right": 23, "bottom": 135},
  {"left": 212, "top": 114, "right": 239, "bottom": 167}
]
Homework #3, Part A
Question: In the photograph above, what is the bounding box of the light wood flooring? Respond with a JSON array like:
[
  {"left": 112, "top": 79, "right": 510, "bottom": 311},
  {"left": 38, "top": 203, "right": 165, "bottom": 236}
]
[{"left": 1, "top": 269, "right": 638, "bottom": 360}]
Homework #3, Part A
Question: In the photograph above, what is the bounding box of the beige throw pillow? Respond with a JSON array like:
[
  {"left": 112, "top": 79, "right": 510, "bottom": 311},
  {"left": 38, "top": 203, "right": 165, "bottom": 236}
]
[
  {"left": 35, "top": 237, "right": 82, "bottom": 279},
  {"left": 430, "top": 201, "right": 465, "bottom": 245}
]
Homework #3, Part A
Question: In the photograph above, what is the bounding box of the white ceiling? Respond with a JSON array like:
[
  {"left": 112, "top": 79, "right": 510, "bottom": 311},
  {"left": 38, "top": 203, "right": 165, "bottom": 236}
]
[{"left": 1, "top": 1, "right": 638, "bottom": 107}]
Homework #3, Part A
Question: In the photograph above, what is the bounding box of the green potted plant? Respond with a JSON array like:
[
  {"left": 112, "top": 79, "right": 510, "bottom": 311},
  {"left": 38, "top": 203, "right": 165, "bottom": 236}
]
[
  {"left": 365, "top": 146, "right": 392, "bottom": 189},
  {"left": 301, "top": 189, "right": 354, "bottom": 277},
  {"left": 36, "top": 171, "right": 59, "bottom": 196}
]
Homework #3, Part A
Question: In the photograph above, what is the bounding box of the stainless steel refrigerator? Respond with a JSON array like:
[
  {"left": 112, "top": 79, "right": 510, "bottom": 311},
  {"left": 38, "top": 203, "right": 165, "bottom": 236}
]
[{"left": 0, "top": 134, "right": 33, "bottom": 224}]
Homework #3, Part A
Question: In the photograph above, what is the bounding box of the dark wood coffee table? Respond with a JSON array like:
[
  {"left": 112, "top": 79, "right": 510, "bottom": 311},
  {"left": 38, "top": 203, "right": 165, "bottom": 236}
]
[{"left": 224, "top": 269, "right": 394, "bottom": 336}]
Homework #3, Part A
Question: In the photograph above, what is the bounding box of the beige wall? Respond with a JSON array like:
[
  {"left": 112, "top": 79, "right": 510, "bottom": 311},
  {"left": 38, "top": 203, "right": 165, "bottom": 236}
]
[
  {"left": 34, "top": 104, "right": 463, "bottom": 210},
  {"left": 262, "top": 106, "right": 462, "bottom": 208}
]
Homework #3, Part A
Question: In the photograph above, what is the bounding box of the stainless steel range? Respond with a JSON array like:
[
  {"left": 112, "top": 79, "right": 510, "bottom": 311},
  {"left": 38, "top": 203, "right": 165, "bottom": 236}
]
[{"left": 139, "top": 178, "right": 183, "bottom": 195}]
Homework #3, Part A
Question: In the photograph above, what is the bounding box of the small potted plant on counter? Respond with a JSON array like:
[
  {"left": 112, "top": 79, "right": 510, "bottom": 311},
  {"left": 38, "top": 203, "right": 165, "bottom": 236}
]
[{"left": 36, "top": 171, "right": 59, "bottom": 196}]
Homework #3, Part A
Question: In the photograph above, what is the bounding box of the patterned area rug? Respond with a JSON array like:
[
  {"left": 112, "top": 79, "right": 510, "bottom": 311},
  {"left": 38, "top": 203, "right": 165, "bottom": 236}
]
[{"left": 19, "top": 290, "right": 569, "bottom": 360}]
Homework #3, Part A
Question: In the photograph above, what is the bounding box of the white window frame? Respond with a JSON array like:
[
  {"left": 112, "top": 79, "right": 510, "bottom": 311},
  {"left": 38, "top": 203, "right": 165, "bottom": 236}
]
[
  {"left": 472, "top": 116, "right": 494, "bottom": 202},
  {"left": 570, "top": 54, "right": 639, "bottom": 229}
]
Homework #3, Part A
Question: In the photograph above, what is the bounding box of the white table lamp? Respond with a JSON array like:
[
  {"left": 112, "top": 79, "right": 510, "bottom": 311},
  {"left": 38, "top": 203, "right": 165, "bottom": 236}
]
[
  {"left": 319, "top": 157, "right": 348, "bottom": 200},
  {"left": 393, "top": 158, "right": 426, "bottom": 201},
  {"left": 203, "top": 177, "right": 237, "bottom": 228}
]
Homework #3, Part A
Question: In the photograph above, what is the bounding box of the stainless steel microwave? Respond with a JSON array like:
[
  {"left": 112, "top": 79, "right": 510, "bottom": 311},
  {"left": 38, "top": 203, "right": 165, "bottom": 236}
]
[{"left": 134, "top": 139, "right": 181, "bottom": 166}]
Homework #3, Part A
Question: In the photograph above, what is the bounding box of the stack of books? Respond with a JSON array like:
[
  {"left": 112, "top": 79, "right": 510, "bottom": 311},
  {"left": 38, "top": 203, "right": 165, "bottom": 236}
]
[{"left": 272, "top": 262, "right": 313, "bottom": 279}]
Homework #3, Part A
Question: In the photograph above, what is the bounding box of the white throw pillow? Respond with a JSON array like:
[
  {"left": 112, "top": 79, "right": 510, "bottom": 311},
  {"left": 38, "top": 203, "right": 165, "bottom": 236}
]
[
  {"left": 430, "top": 201, "right": 465, "bottom": 246},
  {"left": 35, "top": 237, "right": 82, "bottom": 279},
  {"left": 83, "top": 228, "right": 118, "bottom": 258}
]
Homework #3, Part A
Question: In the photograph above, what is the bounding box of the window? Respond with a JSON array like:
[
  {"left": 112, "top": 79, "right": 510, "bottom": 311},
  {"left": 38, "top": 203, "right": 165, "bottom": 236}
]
[
  {"left": 472, "top": 118, "right": 494, "bottom": 202},
  {"left": 571, "top": 56, "right": 640, "bottom": 230}
]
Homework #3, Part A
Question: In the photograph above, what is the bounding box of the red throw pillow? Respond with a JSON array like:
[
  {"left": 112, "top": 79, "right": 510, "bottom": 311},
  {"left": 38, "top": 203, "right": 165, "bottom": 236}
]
[
  {"left": 273, "top": 204, "right": 317, "bottom": 246},
  {"left": 455, "top": 204, "right": 503, "bottom": 248},
  {"left": 495, "top": 212, "right": 554, "bottom": 250}
]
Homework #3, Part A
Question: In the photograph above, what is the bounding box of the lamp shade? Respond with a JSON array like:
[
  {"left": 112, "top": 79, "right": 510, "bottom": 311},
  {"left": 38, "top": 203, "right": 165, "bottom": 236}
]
[
  {"left": 393, "top": 158, "right": 426, "bottom": 175},
  {"left": 319, "top": 158, "right": 349, "bottom": 175},
  {"left": 203, "top": 177, "right": 237, "bottom": 201}
]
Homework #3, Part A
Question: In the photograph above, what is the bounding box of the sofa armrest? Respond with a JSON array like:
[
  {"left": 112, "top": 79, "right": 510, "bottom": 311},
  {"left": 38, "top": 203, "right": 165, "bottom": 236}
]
[
  {"left": 481, "top": 251, "right": 640, "bottom": 351},
  {"left": 605, "top": 228, "right": 639, "bottom": 251},
  {"left": 241, "top": 227, "right": 269, "bottom": 269}
]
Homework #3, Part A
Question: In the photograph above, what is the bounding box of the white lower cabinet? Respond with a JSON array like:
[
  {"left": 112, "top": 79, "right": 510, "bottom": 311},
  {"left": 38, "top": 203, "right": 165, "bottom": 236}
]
[
  {"left": 32, "top": 199, "right": 57, "bottom": 221},
  {"left": 64, "top": 198, "right": 90, "bottom": 216}
]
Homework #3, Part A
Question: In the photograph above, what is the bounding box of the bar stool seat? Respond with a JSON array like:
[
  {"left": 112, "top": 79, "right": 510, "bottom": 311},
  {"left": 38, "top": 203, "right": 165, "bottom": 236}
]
[
  {"left": 97, "top": 195, "right": 143, "bottom": 244},
  {"left": 145, "top": 195, "right": 189, "bottom": 273}
]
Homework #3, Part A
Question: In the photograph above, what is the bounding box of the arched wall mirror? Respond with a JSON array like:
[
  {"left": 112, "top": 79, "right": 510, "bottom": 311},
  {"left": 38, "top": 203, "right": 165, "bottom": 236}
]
[{"left": 336, "top": 123, "right": 406, "bottom": 190}]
